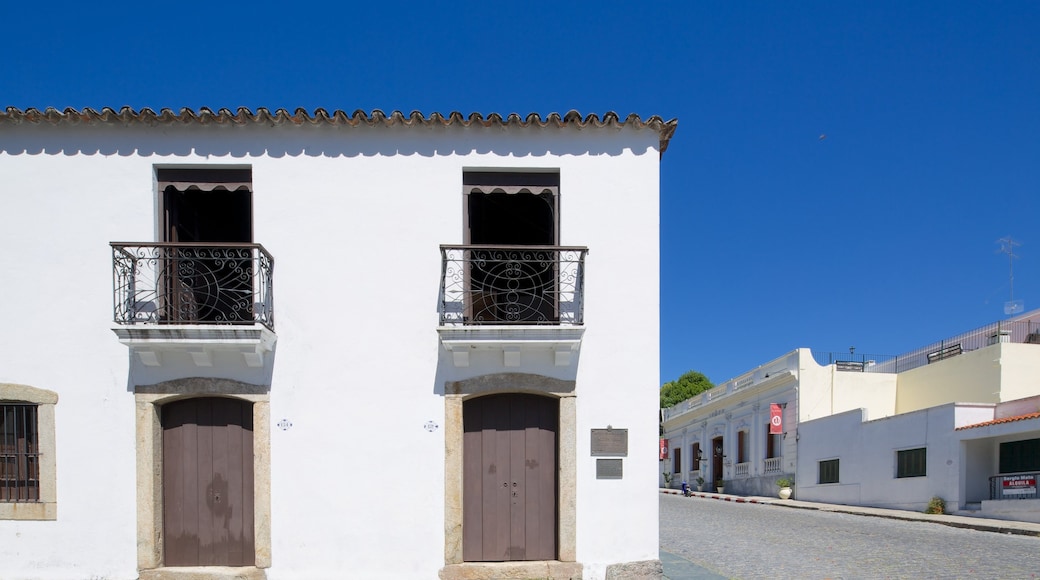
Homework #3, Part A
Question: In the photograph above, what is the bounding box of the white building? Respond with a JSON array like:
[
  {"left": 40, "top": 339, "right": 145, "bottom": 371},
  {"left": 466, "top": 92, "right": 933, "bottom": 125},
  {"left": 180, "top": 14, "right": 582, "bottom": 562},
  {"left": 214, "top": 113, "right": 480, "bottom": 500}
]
[
  {"left": 662, "top": 311, "right": 1040, "bottom": 520},
  {"left": 0, "top": 107, "right": 676, "bottom": 579}
]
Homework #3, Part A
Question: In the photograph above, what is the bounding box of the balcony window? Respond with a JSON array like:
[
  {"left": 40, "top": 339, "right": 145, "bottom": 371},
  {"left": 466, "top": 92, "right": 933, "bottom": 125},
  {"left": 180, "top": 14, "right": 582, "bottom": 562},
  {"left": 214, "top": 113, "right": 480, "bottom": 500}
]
[
  {"left": 111, "top": 167, "right": 274, "bottom": 329},
  {"left": 440, "top": 171, "right": 585, "bottom": 326},
  {"left": 112, "top": 242, "right": 274, "bottom": 327}
]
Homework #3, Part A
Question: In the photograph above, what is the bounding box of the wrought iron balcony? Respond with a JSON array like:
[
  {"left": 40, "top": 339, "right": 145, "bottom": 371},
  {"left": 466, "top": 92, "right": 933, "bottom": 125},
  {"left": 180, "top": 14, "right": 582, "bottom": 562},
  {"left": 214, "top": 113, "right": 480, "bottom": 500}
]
[
  {"left": 111, "top": 243, "right": 274, "bottom": 328},
  {"left": 439, "top": 245, "right": 587, "bottom": 326}
]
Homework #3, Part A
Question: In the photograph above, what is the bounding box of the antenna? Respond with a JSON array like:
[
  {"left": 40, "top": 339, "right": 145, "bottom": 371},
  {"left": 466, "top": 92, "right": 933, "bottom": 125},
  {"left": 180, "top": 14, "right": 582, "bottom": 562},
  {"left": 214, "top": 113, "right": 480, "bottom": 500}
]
[{"left": 997, "top": 236, "right": 1024, "bottom": 315}]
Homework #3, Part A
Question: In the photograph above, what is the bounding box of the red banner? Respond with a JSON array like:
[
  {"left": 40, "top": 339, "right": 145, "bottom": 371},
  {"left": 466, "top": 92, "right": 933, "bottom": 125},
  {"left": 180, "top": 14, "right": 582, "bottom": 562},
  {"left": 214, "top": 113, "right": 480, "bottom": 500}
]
[
  {"left": 659, "top": 438, "right": 669, "bottom": 460},
  {"left": 769, "top": 404, "right": 783, "bottom": 434}
]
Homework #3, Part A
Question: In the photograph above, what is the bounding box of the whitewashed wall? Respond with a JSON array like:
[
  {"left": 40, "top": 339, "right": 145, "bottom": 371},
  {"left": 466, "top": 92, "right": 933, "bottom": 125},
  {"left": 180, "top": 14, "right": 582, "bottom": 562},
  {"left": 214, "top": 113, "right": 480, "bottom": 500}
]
[
  {"left": 796, "top": 405, "right": 962, "bottom": 510},
  {"left": 0, "top": 122, "right": 662, "bottom": 579}
]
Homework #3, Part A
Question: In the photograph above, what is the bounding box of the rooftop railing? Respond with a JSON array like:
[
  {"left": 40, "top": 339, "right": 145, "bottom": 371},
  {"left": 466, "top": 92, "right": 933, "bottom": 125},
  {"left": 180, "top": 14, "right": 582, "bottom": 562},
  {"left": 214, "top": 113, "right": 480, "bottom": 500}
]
[
  {"left": 438, "top": 245, "right": 587, "bottom": 326},
  {"left": 813, "top": 314, "right": 1040, "bottom": 374},
  {"left": 111, "top": 243, "right": 274, "bottom": 328}
]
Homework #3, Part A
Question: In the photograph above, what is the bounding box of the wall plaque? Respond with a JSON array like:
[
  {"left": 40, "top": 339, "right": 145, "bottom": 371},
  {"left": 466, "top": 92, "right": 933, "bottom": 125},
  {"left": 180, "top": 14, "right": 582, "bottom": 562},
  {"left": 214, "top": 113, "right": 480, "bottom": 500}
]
[
  {"left": 596, "top": 458, "right": 623, "bottom": 479},
  {"left": 591, "top": 428, "right": 628, "bottom": 456}
]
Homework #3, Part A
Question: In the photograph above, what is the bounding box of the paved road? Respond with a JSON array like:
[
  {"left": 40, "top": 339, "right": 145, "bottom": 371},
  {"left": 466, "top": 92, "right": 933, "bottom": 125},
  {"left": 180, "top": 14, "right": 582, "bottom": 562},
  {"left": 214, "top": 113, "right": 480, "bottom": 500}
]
[{"left": 660, "top": 493, "right": 1040, "bottom": 579}]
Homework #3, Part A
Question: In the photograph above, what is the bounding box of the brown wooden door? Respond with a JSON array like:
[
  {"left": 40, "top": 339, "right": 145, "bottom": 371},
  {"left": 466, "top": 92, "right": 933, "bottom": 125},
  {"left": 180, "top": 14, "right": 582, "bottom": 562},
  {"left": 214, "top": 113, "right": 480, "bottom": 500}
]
[
  {"left": 463, "top": 393, "right": 557, "bottom": 562},
  {"left": 162, "top": 398, "right": 255, "bottom": 567}
]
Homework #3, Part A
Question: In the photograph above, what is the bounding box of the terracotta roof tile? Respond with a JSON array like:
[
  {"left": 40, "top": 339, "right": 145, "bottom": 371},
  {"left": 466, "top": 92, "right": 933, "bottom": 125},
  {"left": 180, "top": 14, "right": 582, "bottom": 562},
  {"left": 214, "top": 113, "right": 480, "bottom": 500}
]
[
  {"left": 0, "top": 107, "right": 678, "bottom": 153},
  {"left": 956, "top": 411, "right": 1040, "bottom": 430}
]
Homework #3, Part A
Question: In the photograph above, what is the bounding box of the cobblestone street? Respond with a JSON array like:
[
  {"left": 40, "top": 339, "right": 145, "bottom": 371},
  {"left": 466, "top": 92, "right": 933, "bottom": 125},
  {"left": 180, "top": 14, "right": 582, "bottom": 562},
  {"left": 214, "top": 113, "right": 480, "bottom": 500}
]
[{"left": 661, "top": 494, "right": 1040, "bottom": 579}]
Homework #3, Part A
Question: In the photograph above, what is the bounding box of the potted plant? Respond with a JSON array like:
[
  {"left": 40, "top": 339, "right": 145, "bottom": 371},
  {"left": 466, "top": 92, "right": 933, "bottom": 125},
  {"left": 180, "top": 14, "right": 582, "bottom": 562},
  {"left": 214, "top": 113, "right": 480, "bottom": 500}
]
[
  {"left": 662, "top": 472, "right": 673, "bottom": 488},
  {"left": 695, "top": 476, "right": 704, "bottom": 492},
  {"left": 715, "top": 479, "right": 725, "bottom": 494},
  {"left": 776, "top": 477, "right": 794, "bottom": 500}
]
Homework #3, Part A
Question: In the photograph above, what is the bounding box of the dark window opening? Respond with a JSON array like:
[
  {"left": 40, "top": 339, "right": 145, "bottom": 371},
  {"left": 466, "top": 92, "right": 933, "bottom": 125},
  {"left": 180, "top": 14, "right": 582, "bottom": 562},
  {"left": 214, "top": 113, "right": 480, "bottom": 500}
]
[
  {"left": 463, "top": 171, "right": 560, "bottom": 324},
  {"left": 765, "top": 425, "right": 781, "bottom": 459},
  {"left": 896, "top": 448, "right": 927, "bottom": 478},
  {"left": 158, "top": 168, "right": 254, "bottom": 324},
  {"left": 1, "top": 403, "right": 39, "bottom": 502},
  {"left": 737, "top": 430, "right": 748, "bottom": 463},
  {"left": 1000, "top": 438, "right": 1040, "bottom": 474},
  {"left": 819, "top": 459, "right": 839, "bottom": 484}
]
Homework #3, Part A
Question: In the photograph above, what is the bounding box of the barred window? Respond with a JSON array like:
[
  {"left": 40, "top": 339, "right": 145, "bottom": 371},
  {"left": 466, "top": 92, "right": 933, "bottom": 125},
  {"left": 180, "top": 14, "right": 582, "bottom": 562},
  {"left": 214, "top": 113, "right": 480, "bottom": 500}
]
[
  {"left": 896, "top": 448, "right": 927, "bottom": 478},
  {"left": 1, "top": 403, "right": 39, "bottom": 502},
  {"left": 819, "top": 458, "right": 839, "bottom": 484}
]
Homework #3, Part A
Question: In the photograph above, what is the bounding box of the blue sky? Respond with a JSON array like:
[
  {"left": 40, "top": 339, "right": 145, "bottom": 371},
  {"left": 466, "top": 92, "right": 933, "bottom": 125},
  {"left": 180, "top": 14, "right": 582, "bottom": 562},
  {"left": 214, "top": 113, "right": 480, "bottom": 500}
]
[{"left": 3, "top": 1, "right": 1038, "bottom": 385}]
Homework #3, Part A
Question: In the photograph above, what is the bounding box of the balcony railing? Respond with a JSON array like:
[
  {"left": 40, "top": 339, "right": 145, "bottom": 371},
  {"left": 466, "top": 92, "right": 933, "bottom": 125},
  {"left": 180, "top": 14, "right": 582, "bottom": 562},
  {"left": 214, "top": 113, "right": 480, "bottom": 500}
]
[
  {"left": 763, "top": 457, "right": 783, "bottom": 474},
  {"left": 439, "top": 245, "right": 587, "bottom": 326},
  {"left": 111, "top": 243, "right": 274, "bottom": 328},
  {"left": 990, "top": 472, "right": 1038, "bottom": 500}
]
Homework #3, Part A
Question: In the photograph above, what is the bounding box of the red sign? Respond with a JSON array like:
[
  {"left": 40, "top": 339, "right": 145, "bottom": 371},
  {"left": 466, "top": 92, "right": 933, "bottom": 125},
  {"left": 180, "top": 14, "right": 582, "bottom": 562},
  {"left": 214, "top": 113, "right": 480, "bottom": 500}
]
[
  {"left": 660, "top": 438, "right": 669, "bottom": 460},
  {"left": 1003, "top": 476, "right": 1037, "bottom": 495},
  {"left": 770, "top": 404, "right": 783, "bottom": 435}
]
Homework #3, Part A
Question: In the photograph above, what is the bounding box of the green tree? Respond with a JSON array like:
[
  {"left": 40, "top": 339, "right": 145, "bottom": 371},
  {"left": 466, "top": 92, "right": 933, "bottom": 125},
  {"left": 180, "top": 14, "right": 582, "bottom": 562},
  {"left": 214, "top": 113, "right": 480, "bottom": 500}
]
[{"left": 660, "top": 370, "right": 714, "bottom": 408}]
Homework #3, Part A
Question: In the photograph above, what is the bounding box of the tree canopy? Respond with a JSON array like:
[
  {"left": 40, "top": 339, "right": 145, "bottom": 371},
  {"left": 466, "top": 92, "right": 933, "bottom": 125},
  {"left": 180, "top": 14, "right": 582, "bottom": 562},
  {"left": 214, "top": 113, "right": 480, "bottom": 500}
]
[{"left": 660, "top": 370, "right": 715, "bottom": 408}]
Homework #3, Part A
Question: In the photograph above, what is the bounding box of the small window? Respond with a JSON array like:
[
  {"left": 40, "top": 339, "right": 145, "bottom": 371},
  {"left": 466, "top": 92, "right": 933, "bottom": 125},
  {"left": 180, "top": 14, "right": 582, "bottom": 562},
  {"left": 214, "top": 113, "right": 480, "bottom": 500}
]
[
  {"left": 691, "top": 442, "right": 701, "bottom": 467},
  {"left": 0, "top": 383, "right": 57, "bottom": 520},
  {"left": 819, "top": 459, "right": 840, "bottom": 484},
  {"left": 896, "top": 448, "right": 927, "bottom": 478},
  {"left": 672, "top": 448, "right": 681, "bottom": 474},
  {"left": 1, "top": 403, "right": 39, "bottom": 502},
  {"left": 737, "top": 430, "right": 749, "bottom": 463}
]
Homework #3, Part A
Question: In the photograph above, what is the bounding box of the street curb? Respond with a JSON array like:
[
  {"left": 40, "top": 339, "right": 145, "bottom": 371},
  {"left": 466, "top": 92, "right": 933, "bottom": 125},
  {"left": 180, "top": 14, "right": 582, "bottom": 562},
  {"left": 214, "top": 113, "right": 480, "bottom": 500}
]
[{"left": 660, "top": 488, "right": 1040, "bottom": 538}]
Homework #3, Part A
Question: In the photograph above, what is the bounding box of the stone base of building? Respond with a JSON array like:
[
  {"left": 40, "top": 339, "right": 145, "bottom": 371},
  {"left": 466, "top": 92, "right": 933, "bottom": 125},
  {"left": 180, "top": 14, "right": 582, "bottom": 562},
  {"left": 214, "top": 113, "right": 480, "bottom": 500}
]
[
  {"left": 138, "top": 567, "right": 266, "bottom": 580},
  {"left": 605, "top": 559, "right": 664, "bottom": 579},
  {"left": 440, "top": 561, "right": 583, "bottom": 580}
]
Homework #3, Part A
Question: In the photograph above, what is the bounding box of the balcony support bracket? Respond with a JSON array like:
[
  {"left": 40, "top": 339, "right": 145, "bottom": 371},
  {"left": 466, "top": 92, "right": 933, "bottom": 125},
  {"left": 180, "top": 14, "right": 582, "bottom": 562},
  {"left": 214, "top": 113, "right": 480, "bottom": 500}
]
[
  {"left": 113, "top": 324, "right": 276, "bottom": 371},
  {"left": 438, "top": 326, "right": 584, "bottom": 369}
]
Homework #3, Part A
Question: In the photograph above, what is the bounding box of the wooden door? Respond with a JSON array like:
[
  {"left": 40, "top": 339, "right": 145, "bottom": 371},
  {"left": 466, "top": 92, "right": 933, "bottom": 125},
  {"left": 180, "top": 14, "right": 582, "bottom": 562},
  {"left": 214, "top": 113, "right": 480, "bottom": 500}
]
[
  {"left": 463, "top": 393, "right": 557, "bottom": 561},
  {"left": 162, "top": 398, "right": 254, "bottom": 567}
]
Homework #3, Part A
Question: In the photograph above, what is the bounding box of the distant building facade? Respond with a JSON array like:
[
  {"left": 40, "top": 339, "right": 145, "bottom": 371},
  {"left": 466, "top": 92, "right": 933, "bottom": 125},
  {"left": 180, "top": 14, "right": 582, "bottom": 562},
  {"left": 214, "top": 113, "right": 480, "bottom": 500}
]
[{"left": 662, "top": 310, "right": 1040, "bottom": 521}]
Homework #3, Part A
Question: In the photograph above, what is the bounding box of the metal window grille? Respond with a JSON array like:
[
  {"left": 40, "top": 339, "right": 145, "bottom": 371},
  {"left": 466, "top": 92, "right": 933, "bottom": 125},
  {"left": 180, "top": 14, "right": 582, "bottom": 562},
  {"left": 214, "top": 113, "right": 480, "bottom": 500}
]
[
  {"left": 818, "top": 459, "right": 840, "bottom": 484},
  {"left": 1, "top": 403, "right": 39, "bottom": 502},
  {"left": 896, "top": 448, "right": 927, "bottom": 478}
]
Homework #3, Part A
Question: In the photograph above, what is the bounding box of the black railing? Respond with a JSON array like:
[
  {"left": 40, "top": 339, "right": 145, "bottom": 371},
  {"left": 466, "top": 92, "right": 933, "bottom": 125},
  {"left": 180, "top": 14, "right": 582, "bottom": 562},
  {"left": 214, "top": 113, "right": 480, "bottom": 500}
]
[
  {"left": 990, "top": 473, "right": 1039, "bottom": 500},
  {"left": 439, "top": 245, "right": 587, "bottom": 325},
  {"left": 814, "top": 315, "right": 1040, "bottom": 374},
  {"left": 111, "top": 243, "right": 274, "bottom": 328},
  {"left": 811, "top": 352, "right": 896, "bottom": 373}
]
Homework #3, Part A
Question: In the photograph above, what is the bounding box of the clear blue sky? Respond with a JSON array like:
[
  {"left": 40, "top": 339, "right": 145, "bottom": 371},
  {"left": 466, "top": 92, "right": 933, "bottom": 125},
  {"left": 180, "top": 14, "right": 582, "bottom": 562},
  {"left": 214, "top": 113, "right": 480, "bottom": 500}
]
[{"left": 4, "top": 1, "right": 1038, "bottom": 386}]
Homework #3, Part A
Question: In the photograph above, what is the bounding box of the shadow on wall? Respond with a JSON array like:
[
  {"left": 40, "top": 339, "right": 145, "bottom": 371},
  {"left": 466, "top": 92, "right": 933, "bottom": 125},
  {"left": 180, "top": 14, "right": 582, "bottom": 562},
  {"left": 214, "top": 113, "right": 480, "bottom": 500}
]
[{"left": 0, "top": 122, "right": 658, "bottom": 159}]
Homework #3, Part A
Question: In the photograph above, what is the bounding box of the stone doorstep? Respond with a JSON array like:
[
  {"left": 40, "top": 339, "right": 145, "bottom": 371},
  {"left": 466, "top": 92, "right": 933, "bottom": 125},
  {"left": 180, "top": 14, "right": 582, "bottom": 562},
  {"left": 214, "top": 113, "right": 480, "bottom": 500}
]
[
  {"left": 138, "top": 567, "right": 266, "bottom": 580},
  {"left": 440, "top": 561, "right": 583, "bottom": 580}
]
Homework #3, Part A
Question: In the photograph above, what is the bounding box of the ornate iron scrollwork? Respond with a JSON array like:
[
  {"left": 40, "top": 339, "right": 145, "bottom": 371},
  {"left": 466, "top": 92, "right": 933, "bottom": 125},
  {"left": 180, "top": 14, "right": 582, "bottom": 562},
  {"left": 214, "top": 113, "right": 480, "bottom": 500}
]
[{"left": 111, "top": 242, "right": 274, "bottom": 328}]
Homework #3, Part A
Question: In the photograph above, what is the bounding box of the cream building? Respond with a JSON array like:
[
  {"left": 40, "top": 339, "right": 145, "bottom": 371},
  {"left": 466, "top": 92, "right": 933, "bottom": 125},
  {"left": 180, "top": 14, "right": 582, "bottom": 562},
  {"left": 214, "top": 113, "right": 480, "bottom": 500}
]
[{"left": 0, "top": 107, "right": 675, "bottom": 579}]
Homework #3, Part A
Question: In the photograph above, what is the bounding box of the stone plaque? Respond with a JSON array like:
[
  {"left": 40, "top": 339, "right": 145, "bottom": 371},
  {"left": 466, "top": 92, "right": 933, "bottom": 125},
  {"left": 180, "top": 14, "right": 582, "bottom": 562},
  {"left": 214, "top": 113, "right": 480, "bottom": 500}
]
[
  {"left": 591, "top": 428, "right": 628, "bottom": 456},
  {"left": 596, "top": 458, "right": 623, "bottom": 479}
]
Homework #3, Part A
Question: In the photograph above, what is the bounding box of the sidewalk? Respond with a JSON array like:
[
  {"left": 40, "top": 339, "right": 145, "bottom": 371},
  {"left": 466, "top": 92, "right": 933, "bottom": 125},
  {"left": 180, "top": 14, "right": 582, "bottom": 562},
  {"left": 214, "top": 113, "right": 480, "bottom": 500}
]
[
  {"left": 660, "top": 487, "right": 1040, "bottom": 537},
  {"left": 659, "top": 549, "right": 727, "bottom": 580}
]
